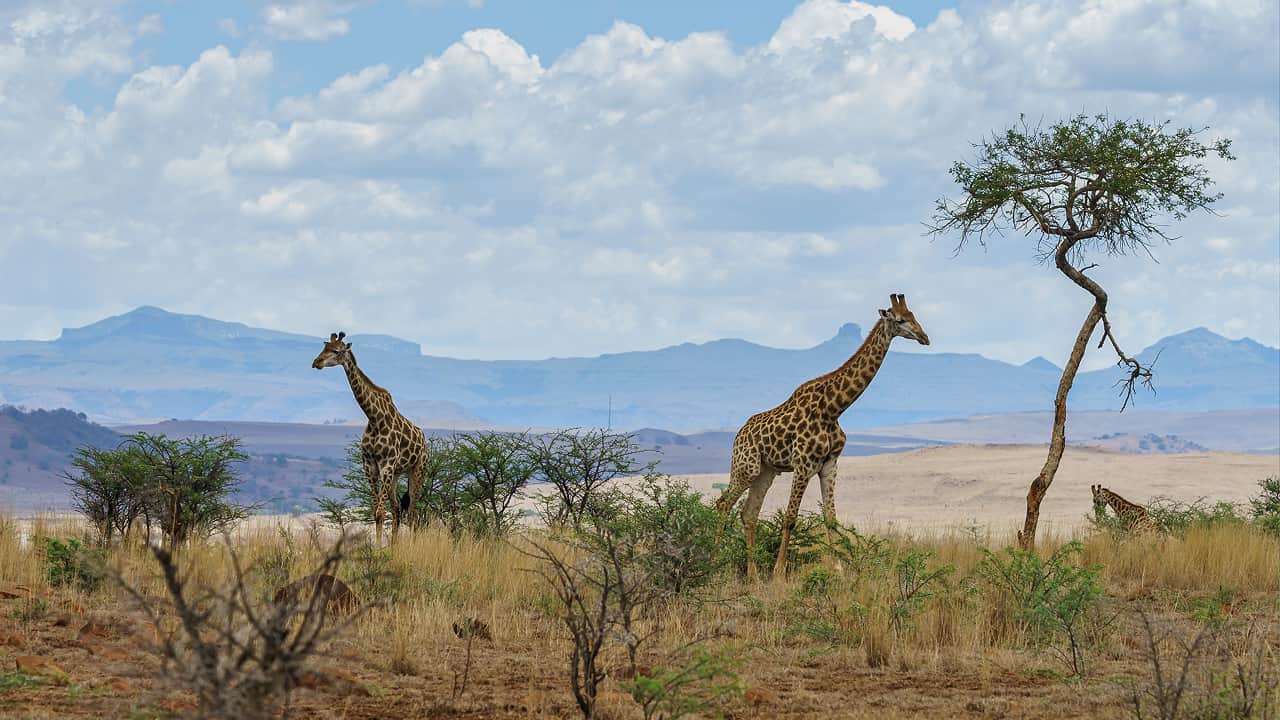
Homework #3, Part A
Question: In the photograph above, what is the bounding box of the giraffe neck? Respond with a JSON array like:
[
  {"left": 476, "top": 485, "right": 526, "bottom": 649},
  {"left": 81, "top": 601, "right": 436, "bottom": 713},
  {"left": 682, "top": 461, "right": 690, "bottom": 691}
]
[
  {"left": 1104, "top": 489, "right": 1144, "bottom": 517},
  {"left": 812, "top": 318, "right": 893, "bottom": 421},
  {"left": 340, "top": 352, "right": 390, "bottom": 423}
]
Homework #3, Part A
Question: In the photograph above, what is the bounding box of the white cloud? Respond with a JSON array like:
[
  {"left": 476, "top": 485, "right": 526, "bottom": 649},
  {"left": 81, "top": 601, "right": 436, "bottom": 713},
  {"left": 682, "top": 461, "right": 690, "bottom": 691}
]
[
  {"left": 0, "top": 0, "right": 1276, "bottom": 365},
  {"left": 769, "top": 0, "right": 916, "bottom": 50},
  {"left": 262, "top": 1, "right": 359, "bottom": 41}
]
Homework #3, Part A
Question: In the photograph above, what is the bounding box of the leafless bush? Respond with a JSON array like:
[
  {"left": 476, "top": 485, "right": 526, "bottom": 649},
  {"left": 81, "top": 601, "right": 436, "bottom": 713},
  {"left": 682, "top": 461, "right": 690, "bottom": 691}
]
[
  {"left": 115, "top": 534, "right": 371, "bottom": 719},
  {"left": 525, "top": 539, "right": 615, "bottom": 719},
  {"left": 1127, "top": 610, "right": 1279, "bottom": 720}
]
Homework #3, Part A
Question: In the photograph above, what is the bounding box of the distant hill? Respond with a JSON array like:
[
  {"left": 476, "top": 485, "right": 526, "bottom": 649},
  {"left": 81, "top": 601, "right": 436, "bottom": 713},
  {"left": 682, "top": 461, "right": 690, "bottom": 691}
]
[
  {"left": 0, "top": 405, "right": 121, "bottom": 509},
  {"left": 0, "top": 306, "right": 1276, "bottom": 430}
]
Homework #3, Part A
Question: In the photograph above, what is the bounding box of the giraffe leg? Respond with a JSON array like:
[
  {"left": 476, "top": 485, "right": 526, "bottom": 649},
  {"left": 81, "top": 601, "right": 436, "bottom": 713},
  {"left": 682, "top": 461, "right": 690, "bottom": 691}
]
[
  {"left": 741, "top": 468, "right": 778, "bottom": 582},
  {"left": 773, "top": 463, "right": 813, "bottom": 581},
  {"left": 715, "top": 444, "right": 760, "bottom": 534},
  {"left": 382, "top": 465, "right": 402, "bottom": 543},
  {"left": 817, "top": 455, "right": 843, "bottom": 576},
  {"left": 401, "top": 458, "right": 424, "bottom": 534},
  {"left": 363, "top": 456, "right": 384, "bottom": 546}
]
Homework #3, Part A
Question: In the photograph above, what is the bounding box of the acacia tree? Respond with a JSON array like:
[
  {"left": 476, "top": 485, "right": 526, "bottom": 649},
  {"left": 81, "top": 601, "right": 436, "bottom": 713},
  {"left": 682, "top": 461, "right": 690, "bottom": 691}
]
[
  {"left": 928, "top": 113, "right": 1233, "bottom": 550},
  {"left": 530, "top": 428, "right": 650, "bottom": 529},
  {"left": 125, "top": 432, "right": 253, "bottom": 548},
  {"left": 65, "top": 444, "right": 150, "bottom": 545}
]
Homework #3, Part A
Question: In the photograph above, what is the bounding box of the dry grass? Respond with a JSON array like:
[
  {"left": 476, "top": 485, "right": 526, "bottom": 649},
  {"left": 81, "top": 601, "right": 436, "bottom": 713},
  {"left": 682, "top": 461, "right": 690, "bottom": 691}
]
[{"left": 0, "top": 511, "right": 1276, "bottom": 719}]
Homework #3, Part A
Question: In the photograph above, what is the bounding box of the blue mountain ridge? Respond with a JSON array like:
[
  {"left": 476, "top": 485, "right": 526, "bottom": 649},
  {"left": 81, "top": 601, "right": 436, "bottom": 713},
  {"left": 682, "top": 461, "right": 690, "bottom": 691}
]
[{"left": 0, "top": 307, "right": 1275, "bottom": 430}]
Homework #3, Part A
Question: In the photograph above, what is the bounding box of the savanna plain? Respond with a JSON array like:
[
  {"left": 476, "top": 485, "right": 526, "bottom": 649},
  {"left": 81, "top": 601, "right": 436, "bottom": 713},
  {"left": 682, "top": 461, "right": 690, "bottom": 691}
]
[{"left": 1, "top": 445, "right": 1278, "bottom": 720}]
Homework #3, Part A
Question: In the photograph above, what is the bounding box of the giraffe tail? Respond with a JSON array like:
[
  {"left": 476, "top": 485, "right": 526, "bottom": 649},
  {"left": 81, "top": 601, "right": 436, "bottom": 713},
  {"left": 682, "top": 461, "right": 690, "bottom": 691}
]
[{"left": 399, "top": 490, "right": 411, "bottom": 516}]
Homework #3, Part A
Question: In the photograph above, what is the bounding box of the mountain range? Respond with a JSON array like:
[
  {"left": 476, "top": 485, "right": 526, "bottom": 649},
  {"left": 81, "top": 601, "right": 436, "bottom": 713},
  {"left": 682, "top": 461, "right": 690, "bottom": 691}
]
[{"left": 0, "top": 306, "right": 1276, "bottom": 430}]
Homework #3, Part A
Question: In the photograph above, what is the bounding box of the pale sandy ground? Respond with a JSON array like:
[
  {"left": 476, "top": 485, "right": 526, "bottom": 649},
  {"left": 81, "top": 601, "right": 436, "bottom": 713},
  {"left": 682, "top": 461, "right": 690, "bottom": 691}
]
[
  {"left": 13, "top": 445, "right": 1278, "bottom": 541},
  {"left": 523, "top": 444, "right": 1280, "bottom": 535}
]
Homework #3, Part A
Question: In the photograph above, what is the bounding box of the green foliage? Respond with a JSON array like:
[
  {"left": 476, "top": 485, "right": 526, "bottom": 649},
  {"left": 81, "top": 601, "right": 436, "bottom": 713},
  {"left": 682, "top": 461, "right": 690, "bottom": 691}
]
[
  {"left": 602, "top": 475, "right": 728, "bottom": 597},
  {"left": 721, "top": 509, "right": 827, "bottom": 578},
  {"left": 65, "top": 443, "right": 151, "bottom": 545},
  {"left": 824, "top": 525, "right": 893, "bottom": 579},
  {"left": 452, "top": 431, "right": 536, "bottom": 538},
  {"left": 40, "top": 536, "right": 107, "bottom": 593},
  {"left": 68, "top": 432, "right": 254, "bottom": 548},
  {"left": 0, "top": 671, "right": 44, "bottom": 694},
  {"left": 889, "top": 549, "right": 955, "bottom": 635},
  {"left": 1171, "top": 586, "right": 1241, "bottom": 631},
  {"left": 975, "top": 541, "right": 1104, "bottom": 681},
  {"left": 786, "top": 528, "right": 954, "bottom": 646},
  {"left": 343, "top": 540, "right": 407, "bottom": 602},
  {"left": 1146, "top": 496, "right": 1247, "bottom": 536},
  {"left": 627, "top": 647, "right": 743, "bottom": 720},
  {"left": 318, "top": 432, "right": 533, "bottom": 539},
  {"left": 529, "top": 428, "right": 650, "bottom": 529},
  {"left": 9, "top": 597, "right": 49, "bottom": 624},
  {"left": 252, "top": 525, "right": 301, "bottom": 601},
  {"left": 1249, "top": 477, "right": 1280, "bottom": 537},
  {"left": 930, "top": 113, "right": 1234, "bottom": 255}
]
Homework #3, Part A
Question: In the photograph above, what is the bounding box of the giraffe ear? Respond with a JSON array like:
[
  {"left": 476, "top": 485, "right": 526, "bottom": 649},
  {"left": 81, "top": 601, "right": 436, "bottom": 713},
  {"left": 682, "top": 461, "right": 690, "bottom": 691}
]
[{"left": 879, "top": 309, "right": 890, "bottom": 318}]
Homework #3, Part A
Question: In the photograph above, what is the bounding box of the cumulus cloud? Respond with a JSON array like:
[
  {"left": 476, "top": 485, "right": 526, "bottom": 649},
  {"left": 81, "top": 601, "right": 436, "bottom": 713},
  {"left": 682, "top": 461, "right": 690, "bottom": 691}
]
[
  {"left": 262, "top": 1, "right": 360, "bottom": 41},
  {"left": 0, "top": 0, "right": 1277, "bottom": 366}
]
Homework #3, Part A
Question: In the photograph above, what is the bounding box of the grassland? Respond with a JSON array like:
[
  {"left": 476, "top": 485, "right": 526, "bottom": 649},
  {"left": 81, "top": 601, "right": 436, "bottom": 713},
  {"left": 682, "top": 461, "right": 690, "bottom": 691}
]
[{"left": 0, "top": 500, "right": 1276, "bottom": 720}]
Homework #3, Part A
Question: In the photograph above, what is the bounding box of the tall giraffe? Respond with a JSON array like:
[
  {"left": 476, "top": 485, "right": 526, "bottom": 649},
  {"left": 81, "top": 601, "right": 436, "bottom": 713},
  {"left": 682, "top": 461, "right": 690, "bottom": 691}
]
[
  {"left": 714, "top": 294, "right": 930, "bottom": 581},
  {"left": 312, "top": 332, "right": 426, "bottom": 544},
  {"left": 1091, "top": 484, "right": 1160, "bottom": 535}
]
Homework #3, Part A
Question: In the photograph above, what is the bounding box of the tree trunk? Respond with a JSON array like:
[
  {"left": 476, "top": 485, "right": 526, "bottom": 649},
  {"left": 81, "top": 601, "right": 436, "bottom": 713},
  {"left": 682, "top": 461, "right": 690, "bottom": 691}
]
[{"left": 1017, "top": 301, "right": 1105, "bottom": 550}]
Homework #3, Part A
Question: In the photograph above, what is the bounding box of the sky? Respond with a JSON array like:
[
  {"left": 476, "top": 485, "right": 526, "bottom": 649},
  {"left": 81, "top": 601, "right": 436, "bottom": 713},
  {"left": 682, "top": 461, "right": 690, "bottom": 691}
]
[{"left": 1, "top": 0, "right": 1277, "bottom": 368}]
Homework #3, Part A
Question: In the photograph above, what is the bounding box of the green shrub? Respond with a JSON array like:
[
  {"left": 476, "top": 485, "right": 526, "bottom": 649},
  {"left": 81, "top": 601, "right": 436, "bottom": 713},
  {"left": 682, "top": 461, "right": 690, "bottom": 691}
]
[
  {"left": 627, "top": 646, "right": 743, "bottom": 720},
  {"left": 1171, "top": 586, "right": 1241, "bottom": 631},
  {"left": 1146, "top": 496, "right": 1247, "bottom": 536},
  {"left": 889, "top": 549, "right": 954, "bottom": 635},
  {"left": 596, "top": 475, "right": 729, "bottom": 598},
  {"left": 721, "top": 509, "right": 826, "bottom": 578},
  {"left": 40, "top": 537, "right": 106, "bottom": 593},
  {"left": 975, "top": 541, "right": 1103, "bottom": 681},
  {"left": 1249, "top": 477, "right": 1280, "bottom": 537}
]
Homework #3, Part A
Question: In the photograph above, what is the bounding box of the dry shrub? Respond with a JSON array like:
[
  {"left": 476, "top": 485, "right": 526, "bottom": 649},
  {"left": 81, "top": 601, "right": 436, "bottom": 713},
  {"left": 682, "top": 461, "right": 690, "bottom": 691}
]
[{"left": 115, "top": 534, "right": 371, "bottom": 720}]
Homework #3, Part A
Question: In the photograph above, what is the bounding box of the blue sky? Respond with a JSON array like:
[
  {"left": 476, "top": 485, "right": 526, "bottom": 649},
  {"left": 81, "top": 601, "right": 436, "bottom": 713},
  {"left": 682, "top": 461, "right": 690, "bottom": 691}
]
[{"left": 2, "top": 0, "right": 1278, "bottom": 367}]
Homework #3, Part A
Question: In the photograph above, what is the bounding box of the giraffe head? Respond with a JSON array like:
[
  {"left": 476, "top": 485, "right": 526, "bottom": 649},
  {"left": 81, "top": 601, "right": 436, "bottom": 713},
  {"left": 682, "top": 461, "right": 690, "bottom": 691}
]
[
  {"left": 1090, "top": 484, "right": 1108, "bottom": 513},
  {"left": 878, "top": 293, "right": 930, "bottom": 345},
  {"left": 312, "top": 331, "right": 351, "bottom": 369}
]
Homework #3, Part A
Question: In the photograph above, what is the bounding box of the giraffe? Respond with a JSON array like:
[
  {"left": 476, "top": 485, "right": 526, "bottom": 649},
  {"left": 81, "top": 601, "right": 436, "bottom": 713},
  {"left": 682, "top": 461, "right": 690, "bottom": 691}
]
[
  {"left": 1091, "top": 484, "right": 1161, "bottom": 536},
  {"left": 714, "top": 294, "right": 930, "bottom": 581},
  {"left": 312, "top": 332, "right": 426, "bottom": 544}
]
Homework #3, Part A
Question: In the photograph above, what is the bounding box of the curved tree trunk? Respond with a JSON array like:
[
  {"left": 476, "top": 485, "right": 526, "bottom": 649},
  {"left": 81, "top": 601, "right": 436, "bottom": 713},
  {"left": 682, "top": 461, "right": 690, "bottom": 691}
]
[
  {"left": 1017, "top": 301, "right": 1104, "bottom": 550},
  {"left": 1018, "top": 236, "right": 1110, "bottom": 551}
]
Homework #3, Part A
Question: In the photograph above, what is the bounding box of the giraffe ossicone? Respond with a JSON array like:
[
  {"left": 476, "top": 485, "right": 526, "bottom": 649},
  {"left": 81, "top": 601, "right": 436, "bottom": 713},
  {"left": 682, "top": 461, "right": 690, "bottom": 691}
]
[
  {"left": 714, "top": 293, "right": 930, "bottom": 581},
  {"left": 312, "top": 331, "right": 427, "bottom": 545}
]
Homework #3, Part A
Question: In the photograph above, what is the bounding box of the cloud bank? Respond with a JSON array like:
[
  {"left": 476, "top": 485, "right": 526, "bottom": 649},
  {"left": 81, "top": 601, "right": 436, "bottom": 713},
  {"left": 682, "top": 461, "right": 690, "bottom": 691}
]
[{"left": 2, "top": 0, "right": 1277, "bottom": 368}]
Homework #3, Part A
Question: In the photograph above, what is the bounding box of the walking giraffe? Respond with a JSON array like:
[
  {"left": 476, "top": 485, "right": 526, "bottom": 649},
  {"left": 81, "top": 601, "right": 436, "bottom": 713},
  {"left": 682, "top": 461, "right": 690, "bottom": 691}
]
[
  {"left": 312, "top": 332, "right": 426, "bottom": 544},
  {"left": 714, "top": 294, "right": 930, "bottom": 580},
  {"left": 1091, "top": 484, "right": 1161, "bottom": 536}
]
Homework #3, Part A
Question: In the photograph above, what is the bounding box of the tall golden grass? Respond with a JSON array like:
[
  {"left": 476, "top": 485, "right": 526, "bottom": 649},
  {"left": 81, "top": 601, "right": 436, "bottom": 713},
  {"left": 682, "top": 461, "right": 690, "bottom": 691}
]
[{"left": 1, "top": 508, "right": 1275, "bottom": 717}]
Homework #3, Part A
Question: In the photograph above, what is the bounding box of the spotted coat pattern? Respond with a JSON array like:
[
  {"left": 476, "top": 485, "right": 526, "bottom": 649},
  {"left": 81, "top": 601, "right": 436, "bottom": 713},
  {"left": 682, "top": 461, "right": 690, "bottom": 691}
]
[
  {"left": 1091, "top": 484, "right": 1161, "bottom": 536},
  {"left": 313, "top": 332, "right": 426, "bottom": 544},
  {"left": 714, "top": 294, "right": 930, "bottom": 580}
]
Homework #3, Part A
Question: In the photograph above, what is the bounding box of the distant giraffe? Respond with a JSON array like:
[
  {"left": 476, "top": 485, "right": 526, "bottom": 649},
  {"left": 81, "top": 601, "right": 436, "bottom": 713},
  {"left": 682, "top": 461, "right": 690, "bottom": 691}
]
[
  {"left": 312, "top": 332, "right": 425, "bottom": 544},
  {"left": 714, "top": 294, "right": 930, "bottom": 581},
  {"left": 1091, "top": 484, "right": 1161, "bottom": 535}
]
